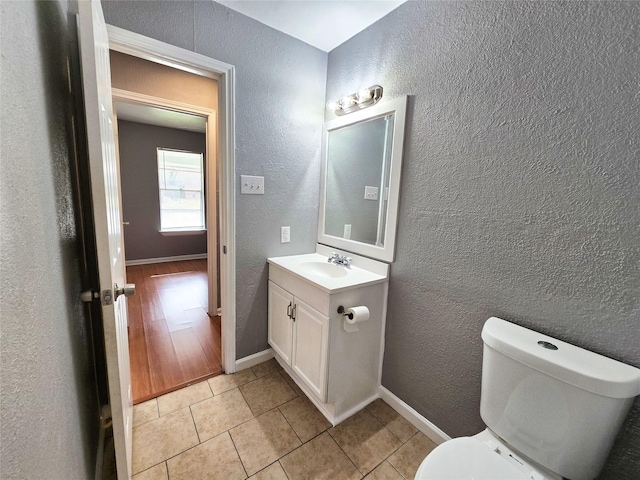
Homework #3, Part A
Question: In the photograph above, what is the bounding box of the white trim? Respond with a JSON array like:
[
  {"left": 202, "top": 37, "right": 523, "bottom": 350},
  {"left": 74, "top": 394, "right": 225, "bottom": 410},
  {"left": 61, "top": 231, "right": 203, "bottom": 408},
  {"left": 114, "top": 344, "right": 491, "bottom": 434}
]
[
  {"left": 125, "top": 253, "right": 207, "bottom": 266},
  {"left": 111, "top": 88, "right": 215, "bottom": 117},
  {"left": 159, "top": 230, "right": 206, "bottom": 236},
  {"left": 317, "top": 96, "right": 407, "bottom": 262},
  {"left": 235, "top": 348, "right": 275, "bottom": 371},
  {"left": 107, "top": 24, "right": 236, "bottom": 373},
  {"left": 379, "top": 386, "right": 451, "bottom": 445}
]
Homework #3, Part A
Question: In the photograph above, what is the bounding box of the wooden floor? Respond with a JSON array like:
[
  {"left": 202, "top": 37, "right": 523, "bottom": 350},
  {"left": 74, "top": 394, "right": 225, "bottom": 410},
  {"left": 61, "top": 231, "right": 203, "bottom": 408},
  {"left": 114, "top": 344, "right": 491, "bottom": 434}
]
[{"left": 126, "top": 259, "right": 222, "bottom": 404}]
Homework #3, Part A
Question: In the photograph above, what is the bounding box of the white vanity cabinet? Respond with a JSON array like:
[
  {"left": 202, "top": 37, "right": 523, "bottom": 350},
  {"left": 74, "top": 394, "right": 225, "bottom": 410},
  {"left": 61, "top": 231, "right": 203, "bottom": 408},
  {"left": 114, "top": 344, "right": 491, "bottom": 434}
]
[
  {"left": 267, "top": 245, "right": 389, "bottom": 426},
  {"left": 268, "top": 281, "right": 329, "bottom": 399}
]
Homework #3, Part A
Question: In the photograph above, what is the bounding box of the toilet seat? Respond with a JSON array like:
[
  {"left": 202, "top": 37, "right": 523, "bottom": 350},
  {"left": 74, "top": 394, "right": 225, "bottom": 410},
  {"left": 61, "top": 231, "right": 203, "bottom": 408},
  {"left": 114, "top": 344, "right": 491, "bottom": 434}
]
[{"left": 414, "top": 436, "right": 538, "bottom": 480}]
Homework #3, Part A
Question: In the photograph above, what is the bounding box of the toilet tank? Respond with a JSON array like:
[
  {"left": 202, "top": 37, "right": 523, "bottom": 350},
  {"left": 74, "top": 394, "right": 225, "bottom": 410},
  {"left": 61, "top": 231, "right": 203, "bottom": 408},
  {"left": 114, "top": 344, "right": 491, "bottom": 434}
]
[{"left": 480, "top": 317, "right": 640, "bottom": 480}]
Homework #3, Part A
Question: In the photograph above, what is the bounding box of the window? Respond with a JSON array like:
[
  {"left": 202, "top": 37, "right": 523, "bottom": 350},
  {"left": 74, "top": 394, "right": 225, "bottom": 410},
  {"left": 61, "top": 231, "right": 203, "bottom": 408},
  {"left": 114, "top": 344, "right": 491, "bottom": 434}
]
[{"left": 157, "top": 148, "right": 205, "bottom": 232}]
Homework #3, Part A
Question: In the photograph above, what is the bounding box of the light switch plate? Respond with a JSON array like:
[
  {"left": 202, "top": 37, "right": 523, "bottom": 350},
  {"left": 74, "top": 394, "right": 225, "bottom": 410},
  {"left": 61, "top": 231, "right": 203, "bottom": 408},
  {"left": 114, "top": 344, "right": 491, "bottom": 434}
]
[
  {"left": 241, "top": 175, "right": 264, "bottom": 194},
  {"left": 364, "top": 186, "right": 379, "bottom": 201},
  {"left": 281, "top": 226, "right": 290, "bottom": 243}
]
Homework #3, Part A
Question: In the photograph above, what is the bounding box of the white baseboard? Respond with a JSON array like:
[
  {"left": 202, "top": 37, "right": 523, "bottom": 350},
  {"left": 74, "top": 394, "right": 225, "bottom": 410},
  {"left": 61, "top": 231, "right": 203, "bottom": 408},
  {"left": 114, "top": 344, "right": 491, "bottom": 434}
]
[
  {"left": 125, "top": 253, "right": 207, "bottom": 266},
  {"left": 379, "top": 386, "right": 451, "bottom": 445},
  {"left": 235, "top": 348, "right": 274, "bottom": 371}
]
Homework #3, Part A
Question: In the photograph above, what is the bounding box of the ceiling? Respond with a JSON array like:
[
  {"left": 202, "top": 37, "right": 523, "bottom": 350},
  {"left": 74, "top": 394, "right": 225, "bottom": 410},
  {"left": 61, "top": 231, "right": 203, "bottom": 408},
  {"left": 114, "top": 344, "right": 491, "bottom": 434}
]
[
  {"left": 115, "top": 102, "right": 207, "bottom": 133},
  {"left": 215, "top": 0, "right": 407, "bottom": 52},
  {"left": 114, "top": 1, "right": 409, "bottom": 131}
]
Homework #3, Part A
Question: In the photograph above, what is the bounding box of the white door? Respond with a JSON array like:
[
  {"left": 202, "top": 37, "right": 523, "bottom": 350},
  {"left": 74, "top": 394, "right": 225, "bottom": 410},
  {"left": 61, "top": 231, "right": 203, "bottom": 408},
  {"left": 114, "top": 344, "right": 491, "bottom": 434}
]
[
  {"left": 268, "top": 281, "right": 294, "bottom": 364},
  {"left": 291, "top": 299, "right": 329, "bottom": 400},
  {"left": 78, "top": 1, "right": 133, "bottom": 478}
]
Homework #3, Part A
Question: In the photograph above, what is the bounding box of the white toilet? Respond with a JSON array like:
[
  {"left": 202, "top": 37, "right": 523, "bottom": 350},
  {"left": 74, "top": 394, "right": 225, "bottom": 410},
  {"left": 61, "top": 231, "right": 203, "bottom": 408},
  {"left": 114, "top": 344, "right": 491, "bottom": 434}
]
[{"left": 415, "top": 317, "right": 640, "bottom": 480}]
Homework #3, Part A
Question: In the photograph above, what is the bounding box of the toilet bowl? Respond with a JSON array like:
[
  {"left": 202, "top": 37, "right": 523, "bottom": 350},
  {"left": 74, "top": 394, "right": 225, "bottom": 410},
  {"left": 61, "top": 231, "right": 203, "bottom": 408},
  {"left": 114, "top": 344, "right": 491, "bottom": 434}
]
[
  {"left": 414, "top": 317, "right": 640, "bottom": 480},
  {"left": 415, "top": 430, "right": 560, "bottom": 480}
]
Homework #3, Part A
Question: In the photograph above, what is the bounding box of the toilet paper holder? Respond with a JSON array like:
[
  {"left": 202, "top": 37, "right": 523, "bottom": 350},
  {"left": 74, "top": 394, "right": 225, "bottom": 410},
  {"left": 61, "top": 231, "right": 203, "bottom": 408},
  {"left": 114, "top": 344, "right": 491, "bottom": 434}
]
[{"left": 337, "top": 305, "right": 354, "bottom": 319}]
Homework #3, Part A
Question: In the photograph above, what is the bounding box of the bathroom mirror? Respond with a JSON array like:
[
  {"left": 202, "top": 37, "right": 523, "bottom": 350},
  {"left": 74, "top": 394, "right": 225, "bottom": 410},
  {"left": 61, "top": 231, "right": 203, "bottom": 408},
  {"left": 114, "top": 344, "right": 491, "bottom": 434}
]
[{"left": 318, "top": 96, "right": 407, "bottom": 262}]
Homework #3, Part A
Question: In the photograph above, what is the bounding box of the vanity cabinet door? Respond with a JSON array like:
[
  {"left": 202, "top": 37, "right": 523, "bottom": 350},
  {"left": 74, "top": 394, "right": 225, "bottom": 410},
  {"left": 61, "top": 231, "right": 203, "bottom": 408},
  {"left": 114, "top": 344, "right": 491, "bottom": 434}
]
[
  {"left": 292, "top": 298, "right": 329, "bottom": 401},
  {"left": 268, "top": 281, "right": 294, "bottom": 364}
]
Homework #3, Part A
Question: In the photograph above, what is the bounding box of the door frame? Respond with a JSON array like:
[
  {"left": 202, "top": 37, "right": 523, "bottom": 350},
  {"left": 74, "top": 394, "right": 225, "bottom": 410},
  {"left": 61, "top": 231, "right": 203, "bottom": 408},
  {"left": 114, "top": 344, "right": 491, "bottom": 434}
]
[
  {"left": 112, "top": 88, "right": 218, "bottom": 316},
  {"left": 107, "top": 25, "right": 237, "bottom": 373}
]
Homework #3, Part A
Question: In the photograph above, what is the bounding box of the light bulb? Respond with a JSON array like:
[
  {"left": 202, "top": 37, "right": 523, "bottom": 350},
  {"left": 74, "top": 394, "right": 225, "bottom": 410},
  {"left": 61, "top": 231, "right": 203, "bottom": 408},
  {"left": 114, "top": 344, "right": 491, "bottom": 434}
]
[
  {"left": 326, "top": 101, "right": 338, "bottom": 111},
  {"left": 357, "top": 88, "right": 372, "bottom": 103},
  {"left": 341, "top": 95, "right": 356, "bottom": 107}
]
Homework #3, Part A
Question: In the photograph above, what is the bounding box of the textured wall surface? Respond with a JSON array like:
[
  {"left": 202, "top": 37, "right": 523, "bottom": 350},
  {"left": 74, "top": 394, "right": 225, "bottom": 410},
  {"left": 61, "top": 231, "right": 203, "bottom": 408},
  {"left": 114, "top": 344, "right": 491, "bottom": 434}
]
[
  {"left": 110, "top": 50, "right": 218, "bottom": 111},
  {"left": 118, "top": 120, "right": 207, "bottom": 260},
  {"left": 102, "top": 0, "right": 327, "bottom": 358},
  {"left": 0, "top": 1, "right": 99, "bottom": 478},
  {"left": 326, "top": 2, "right": 639, "bottom": 478}
]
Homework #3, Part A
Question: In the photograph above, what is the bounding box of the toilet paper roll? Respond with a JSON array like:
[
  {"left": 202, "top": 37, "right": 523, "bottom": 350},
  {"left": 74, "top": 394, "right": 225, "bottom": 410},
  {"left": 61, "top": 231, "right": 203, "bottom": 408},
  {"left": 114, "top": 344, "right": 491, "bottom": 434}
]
[{"left": 345, "top": 306, "right": 370, "bottom": 325}]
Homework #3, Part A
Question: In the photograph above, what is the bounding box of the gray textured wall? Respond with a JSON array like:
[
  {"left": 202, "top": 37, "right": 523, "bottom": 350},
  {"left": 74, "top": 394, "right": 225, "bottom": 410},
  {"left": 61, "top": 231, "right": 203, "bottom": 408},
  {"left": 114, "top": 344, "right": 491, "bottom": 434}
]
[
  {"left": 326, "top": 2, "right": 639, "bottom": 478},
  {"left": 0, "top": 0, "right": 99, "bottom": 478},
  {"left": 118, "top": 120, "right": 207, "bottom": 260},
  {"left": 102, "top": 0, "right": 327, "bottom": 358}
]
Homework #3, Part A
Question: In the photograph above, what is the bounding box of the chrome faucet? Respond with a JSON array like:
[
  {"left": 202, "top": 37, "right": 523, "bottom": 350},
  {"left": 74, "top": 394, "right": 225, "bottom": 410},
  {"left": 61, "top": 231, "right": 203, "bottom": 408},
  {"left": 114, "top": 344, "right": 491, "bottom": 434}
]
[{"left": 328, "top": 252, "right": 352, "bottom": 268}]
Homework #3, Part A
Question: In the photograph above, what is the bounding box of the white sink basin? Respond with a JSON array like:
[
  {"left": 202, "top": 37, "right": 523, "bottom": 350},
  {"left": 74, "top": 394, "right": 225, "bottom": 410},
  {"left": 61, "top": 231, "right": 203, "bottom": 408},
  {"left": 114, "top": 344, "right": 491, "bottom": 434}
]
[
  {"left": 297, "top": 261, "right": 349, "bottom": 279},
  {"left": 267, "top": 246, "right": 389, "bottom": 293}
]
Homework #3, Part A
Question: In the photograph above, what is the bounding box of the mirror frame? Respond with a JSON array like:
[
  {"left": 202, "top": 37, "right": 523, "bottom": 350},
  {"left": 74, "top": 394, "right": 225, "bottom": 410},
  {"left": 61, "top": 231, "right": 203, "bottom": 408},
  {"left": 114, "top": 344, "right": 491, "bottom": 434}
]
[{"left": 318, "top": 95, "right": 407, "bottom": 262}]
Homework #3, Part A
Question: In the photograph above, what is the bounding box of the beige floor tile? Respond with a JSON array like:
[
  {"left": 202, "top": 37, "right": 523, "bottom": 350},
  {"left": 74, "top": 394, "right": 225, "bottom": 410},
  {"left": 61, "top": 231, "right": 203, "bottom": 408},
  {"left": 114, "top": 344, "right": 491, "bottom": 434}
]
[
  {"left": 157, "top": 381, "right": 212, "bottom": 416},
  {"left": 230, "top": 409, "right": 301, "bottom": 476},
  {"left": 279, "top": 395, "right": 331, "bottom": 443},
  {"left": 132, "top": 408, "right": 199, "bottom": 475},
  {"left": 208, "top": 369, "right": 257, "bottom": 395},
  {"left": 280, "top": 432, "right": 361, "bottom": 480},
  {"left": 166, "top": 432, "right": 247, "bottom": 480},
  {"left": 133, "top": 399, "right": 159, "bottom": 427},
  {"left": 249, "top": 461, "right": 288, "bottom": 480},
  {"left": 191, "top": 388, "right": 254, "bottom": 442},
  {"left": 239, "top": 371, "right": 297, "bottom": 416},
  {"left": 328, "top": 410, "right": 403, "bottom": 475},
  {"left": 132, "top": 462, "right": 168, "bottom": 480},
  {"left": 251, "top": 358, "right": 282, "bottom": 378},
  {"left": 364, "top": 461, "right": 404, "bottom": 480},
  {"left": 387, "top": 433, "right": 437, "bottom": 480},
  {"left": 278, "top": 370, "right": 303, "bottom": 396},
  {"left": 365, "top": 399, "right": 418, "bottom": 443}
]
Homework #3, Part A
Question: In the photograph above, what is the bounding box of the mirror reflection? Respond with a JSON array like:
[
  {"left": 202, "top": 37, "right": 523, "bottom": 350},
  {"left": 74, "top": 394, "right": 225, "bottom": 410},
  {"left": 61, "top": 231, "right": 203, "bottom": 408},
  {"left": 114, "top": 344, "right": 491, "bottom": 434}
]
[
  {"left": 318, "top": 95, "right": 407, "bottom": 262},
  {"left": 324, "top": 115, "right": 394, "bottom": 246}
]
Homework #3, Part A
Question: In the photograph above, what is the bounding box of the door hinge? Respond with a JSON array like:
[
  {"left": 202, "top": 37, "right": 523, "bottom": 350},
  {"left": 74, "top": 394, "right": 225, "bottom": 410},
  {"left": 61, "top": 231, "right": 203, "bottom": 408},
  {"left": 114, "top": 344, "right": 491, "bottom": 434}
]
[
  {"left": 223, "top": 245, "right": 227, "bottom": 254},
  {"left": 102, "top": 289, "right": 113, "bottom": 306}
]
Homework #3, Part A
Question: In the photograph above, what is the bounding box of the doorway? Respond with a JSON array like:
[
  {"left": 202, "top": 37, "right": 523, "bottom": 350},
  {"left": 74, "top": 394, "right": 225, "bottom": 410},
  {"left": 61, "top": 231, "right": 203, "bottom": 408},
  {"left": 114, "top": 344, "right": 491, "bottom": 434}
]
[
  {"left": 112, "top": 92, "right": 222, "bottom": 402},
  {"left": 107, "top": 25, "right": 238, "bottom": 383}
]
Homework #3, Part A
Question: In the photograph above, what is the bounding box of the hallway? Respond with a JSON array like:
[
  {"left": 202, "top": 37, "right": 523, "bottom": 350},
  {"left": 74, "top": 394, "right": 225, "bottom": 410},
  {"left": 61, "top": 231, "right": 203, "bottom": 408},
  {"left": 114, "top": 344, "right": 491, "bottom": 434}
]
[{"left": 126, "top": 259, "right": 222, "bottom": 403}]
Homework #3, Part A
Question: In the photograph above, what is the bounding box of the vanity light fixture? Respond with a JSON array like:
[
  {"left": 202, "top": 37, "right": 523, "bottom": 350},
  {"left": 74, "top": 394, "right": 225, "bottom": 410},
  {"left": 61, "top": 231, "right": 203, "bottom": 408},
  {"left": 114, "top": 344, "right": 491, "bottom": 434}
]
[{"left": 328, "top": 85, "right": 383, "bottom": 116}]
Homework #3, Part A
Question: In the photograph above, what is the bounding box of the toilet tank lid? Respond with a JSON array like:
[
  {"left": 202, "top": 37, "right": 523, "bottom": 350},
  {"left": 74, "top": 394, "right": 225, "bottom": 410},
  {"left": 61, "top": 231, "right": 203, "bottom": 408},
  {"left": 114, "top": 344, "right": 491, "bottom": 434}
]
[{"left": 482, "top": 317, "right": 640, "bottom": 399}]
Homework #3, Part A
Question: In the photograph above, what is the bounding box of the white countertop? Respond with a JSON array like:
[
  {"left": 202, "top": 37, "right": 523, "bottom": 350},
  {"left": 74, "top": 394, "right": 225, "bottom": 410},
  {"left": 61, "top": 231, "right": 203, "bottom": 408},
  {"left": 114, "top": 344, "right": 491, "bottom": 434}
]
[{"left": 267, "top": 250, "right": 389, "bottom": 293}]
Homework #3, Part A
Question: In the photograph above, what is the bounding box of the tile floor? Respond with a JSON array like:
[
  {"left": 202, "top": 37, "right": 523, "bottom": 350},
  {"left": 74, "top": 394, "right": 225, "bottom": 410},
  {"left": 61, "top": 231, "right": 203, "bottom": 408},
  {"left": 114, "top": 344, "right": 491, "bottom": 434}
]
[{"left": 132, "top": 358, "right": 437, "bottom": 479}]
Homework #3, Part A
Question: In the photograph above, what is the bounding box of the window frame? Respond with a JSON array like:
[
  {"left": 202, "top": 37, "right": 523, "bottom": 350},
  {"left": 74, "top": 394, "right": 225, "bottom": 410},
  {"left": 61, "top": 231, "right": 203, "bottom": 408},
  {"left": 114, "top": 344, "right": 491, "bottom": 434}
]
[{"left": 156, "top": 147, "right": 206, "bottom": 234}]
